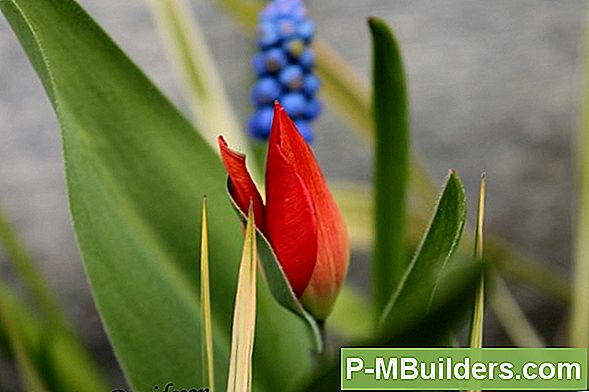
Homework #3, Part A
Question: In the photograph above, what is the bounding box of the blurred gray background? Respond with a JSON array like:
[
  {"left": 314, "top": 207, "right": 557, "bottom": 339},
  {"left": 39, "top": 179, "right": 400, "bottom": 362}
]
[{"left": 0, "top": 0, "right": 585, "bottom": 388}]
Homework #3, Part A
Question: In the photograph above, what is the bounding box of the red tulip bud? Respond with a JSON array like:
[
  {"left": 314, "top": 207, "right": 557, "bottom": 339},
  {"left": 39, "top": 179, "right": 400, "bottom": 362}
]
[{"left": 218, "top": 102, "right": 349, "bottom": 319}]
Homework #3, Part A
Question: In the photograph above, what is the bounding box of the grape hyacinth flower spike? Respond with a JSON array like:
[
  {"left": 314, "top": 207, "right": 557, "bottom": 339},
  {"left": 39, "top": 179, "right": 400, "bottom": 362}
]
[
  {"left": 219, "top": 103, "right": 349, "bottom": 320},
  {"left": 249, "top": 0, "right": 321, "bottom": 143}
]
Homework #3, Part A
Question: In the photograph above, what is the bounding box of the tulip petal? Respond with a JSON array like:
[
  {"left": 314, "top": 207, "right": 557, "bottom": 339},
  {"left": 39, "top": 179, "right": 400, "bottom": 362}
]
[
  {"left": 266, "top": 144, "right": 318, "bottom": 297},
  {"left": 218, "top": 136, "right": 265, "bottom": 230},
  {"left": 269, "top": 102, "right": 349, "bottom": 319}
]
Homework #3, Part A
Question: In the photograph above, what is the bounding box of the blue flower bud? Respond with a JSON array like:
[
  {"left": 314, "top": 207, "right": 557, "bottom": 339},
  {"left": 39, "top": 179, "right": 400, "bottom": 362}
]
[
  {"left": 297, "top": 20, "right": 315, "bottom": 43},
  {"left": 302, "top": 74, "right": 320, "bottom": 96},
  {"left": 299, "top": 49, "right": 315, "bottom": 70},
  {"left": 248, "top": 107, "right": 275, "bottom": 140},
  {"left": 277, "top": 17, "right": 297, "bottom": 40},
  {"left": 252, "top": 52, "right": 267, "bottom": 76},
  {"left": 279, "top": 65, "right": 304, "bottom": 90},
  {"left": 281, "top": 92, "right": 307, "bottom": 118},
  {"left": 252, "top": 78, "right": 282, "bottom": 106},
  {"left": 257, "top": 21, "right": 279, "bottom": 48},
  {"left": 305, "top": 98, "right": 322, "bottom": 120},
  {"left": 264, "top": 48, "right": 288, "bottom": 73}
]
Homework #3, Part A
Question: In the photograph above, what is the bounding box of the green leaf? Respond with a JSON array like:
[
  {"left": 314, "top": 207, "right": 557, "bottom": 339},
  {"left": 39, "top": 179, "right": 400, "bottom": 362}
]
[
  {"left": 467, "top": 174, "right": 486, "bottom": 392},
  {"left": 200, "top": 197, "right": 215, "bottom": 392},
  {"left": 380, "top": 171, "right": 467, "bottom": 333},
  {"left": 0, "top": 199, "right": 108, "bottom": 390},
  {"left": 0, "top": 286, "right": 50, "bottom": 392},
  {"left": 490, "top": 273, "right": 545, "bottom": 348},
  {"left": 148, "top": 0, "right": 261, "bottom": 182},
  {"left": 299, "top": 261, "right": 482, "bottom": 391},
  {"left": 0, "top": 201, "right": 69, "bottom": 332},
  {"left": 468, "top": 174, "right": 486, "bottom": 351},
  {"left": 0, "top": 0, "right": 311, "bottom": 390},
  {"left": 571, "top": 6, "right": 589, "bottom": 349},
  {"left": 0, "top": 281, "right": 107, "bottom": 392},
  {"left": 368, "top": 18, "right": 410, "bottom": 315},
  {"left": 227, "top": 206, "right": 257, "bottom": 392},
  {"left": 226, "top": 182, "right": 324, "bottom": 352}
]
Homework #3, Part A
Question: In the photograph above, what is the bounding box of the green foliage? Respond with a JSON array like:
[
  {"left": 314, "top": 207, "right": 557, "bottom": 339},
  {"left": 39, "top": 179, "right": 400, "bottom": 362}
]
[
  {"left": 380, "top": 171, "right": 467, "bottom": 333},
  {"left": 226, "top": 207, "right": 257, "bottom": 392},
  {"left": 0, "top": 281, "right": 107, "bottom": 391},
  {"left": 0, "top": 0, "right": 311, "bottom": 390},
  {"left": 300, "top": 262, "right": 482, "bottom": 391},
  {"left": 468, "top": 175, "right": 486, "bottom": 351},
  {"left": 369, "top": 17, "right": 410, "bottom": 315},
  {"left": 0, "top": 1, "right": 574, "bottom": 390},
  {"left": 571, "top": 6, "right": 589, "bottom": 349}
]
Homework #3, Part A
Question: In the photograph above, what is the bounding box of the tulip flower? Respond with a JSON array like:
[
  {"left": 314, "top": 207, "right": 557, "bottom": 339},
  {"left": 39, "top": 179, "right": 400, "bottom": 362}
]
[{"left": 218, "top": 102, "right": 349, "bottom": 320}]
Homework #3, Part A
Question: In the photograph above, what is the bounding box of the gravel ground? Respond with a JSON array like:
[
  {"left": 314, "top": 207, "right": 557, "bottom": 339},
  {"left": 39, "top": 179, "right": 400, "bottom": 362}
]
[{"left": 0, "top": 0, "right": 586, "bottom": 388}]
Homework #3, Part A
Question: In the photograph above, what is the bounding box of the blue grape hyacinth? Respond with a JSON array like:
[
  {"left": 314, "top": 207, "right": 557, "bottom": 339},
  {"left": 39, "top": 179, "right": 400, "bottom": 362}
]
[{"left": 249, "top": 0, "right": 321, "bottom": 143}]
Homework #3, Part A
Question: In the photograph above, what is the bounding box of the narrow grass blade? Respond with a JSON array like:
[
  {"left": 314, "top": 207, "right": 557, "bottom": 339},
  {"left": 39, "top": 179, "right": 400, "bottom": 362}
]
[
  {"left": 200, "top": 197, "right": 215, "bottom": 392},
  {"left": 571, "top": 6, "right": 589, "bottom": 349},
  {"left": 149, "top": 0, "right": 255, "bottom": 160},
  {"left": 0, "top": 202, "right": 108, "bottom": 390},
  {"left": 491, "top": 273, "right": 545, "bottom": 347},
  {"left": 467, "top": 174, "right": 486, "bottom": 392},
  {"left": 368, "top": 18, "right": 410, "bottom": 315},
  {"left": 0, "top": 203, "right": 65, "bottom": 330},
  {"left": 226, "top": 206, "right": 257, "bottom": 392},
  {"left": 0, "top": 289, "right": 48, "bottom": 392},
  {"left": 468, "top": 174, "right": 486, "bottom": 350}
]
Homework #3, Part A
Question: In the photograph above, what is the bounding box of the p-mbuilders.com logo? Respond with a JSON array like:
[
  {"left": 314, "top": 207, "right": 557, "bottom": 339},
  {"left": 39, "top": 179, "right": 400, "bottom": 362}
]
[{"left": 341, "top": 348, "right": 587, "bottom": 390}]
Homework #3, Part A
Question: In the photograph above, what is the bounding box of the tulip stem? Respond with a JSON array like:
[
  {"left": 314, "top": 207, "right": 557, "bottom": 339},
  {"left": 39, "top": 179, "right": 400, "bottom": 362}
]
[{"left": 312, "top": 320, "right": 332, "bottom": 368}]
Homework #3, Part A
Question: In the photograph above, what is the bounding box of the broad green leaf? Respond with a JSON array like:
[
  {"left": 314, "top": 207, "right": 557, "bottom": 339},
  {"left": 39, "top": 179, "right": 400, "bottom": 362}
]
[
  {"left": 226, "top": 182, "right": 323, "bottom": 352},
  {"left": 227, "top": 207, "right": 257, "bottom": 392},
  {"left": 148, "top": 0, "right": 261, "bottom": 182},
  {"left": 468, "top": 174, "right": 486, "bottom": 350},
  {"left": 0, "top": 1, "right": 311, "bottom": 390},
  {"left": 0, "top": 281, "right": 106, "bottom": 392},
  {"left": 467, "top": 174, "right": 486, "bottom": 392},
  {"left": 571, "top": 5, "right": 589, "bottom": 349},
  {"left": 369, "top": 18, "right": 410, "bottom": 314},
  {"left": 200, "top": 198, "right": 215, "bottom": 392},
  {"left": 380, "top": 171, "right": 467, "bottom": 331}
]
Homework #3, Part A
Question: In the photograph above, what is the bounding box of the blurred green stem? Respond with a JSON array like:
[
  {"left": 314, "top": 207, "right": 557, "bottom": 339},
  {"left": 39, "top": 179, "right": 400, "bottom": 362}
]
[
  {"left": 149, "top": 0, "right": 262, "bottom": 182},
  {"left": 491, "top": 272, "right": 545, "bottom": 348},
  {"left": 0, "top": 204, "right": 65, "bottom": 330},
  {"left": 570, "top": 6, "right": 589, "bottom": 349},
  {"left": 467, "top": 174, "right": 486, "bottom": 354}
]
